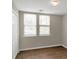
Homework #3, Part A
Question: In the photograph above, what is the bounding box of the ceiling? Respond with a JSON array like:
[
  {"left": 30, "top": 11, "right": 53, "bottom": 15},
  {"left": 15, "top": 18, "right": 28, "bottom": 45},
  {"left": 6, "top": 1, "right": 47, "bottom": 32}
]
[{"left": 13, "top": 0, "right": 67, "bottom": 15}]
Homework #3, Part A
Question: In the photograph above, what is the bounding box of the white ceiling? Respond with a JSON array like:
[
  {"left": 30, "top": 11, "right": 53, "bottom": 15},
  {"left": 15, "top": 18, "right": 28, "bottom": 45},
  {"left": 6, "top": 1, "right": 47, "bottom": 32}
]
[{"left": 13, "top": 0, "right": 67, "bottom": 15}]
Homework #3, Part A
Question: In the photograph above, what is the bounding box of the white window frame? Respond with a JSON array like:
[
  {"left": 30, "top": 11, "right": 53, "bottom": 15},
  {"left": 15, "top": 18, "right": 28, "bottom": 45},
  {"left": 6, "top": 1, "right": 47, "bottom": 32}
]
[
  {"left": 39, "top": 15, "right": 50, "bottom": 36},
  {"left": 24, "top": 13, "right": 50, "bottom": 37},
  {"left": 24, "top": 13, "right": 37, "bottom": 37}
]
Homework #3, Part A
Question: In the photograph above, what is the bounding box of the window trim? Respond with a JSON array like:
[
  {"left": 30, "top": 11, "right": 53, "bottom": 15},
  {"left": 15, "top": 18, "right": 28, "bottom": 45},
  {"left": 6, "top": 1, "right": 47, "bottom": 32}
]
[{"left": 24, "top": 13, "right": 50, "bottom": 37}]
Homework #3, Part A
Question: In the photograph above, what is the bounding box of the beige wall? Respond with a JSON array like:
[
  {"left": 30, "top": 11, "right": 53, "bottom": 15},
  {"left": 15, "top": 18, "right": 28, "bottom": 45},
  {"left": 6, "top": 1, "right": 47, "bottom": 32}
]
[
  {"left": 62, "top": 15, "right": 67, "bottom": 48},
  {"left": 19, "top": 11, "right": 63, "bottom": 50}
]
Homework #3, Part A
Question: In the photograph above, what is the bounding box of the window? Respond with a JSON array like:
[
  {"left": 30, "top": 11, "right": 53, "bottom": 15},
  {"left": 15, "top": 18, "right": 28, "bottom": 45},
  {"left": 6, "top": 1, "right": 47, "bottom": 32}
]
[
  {"left": 39, "top": 15, "right": 50, "bottom": 36},
  {"left": 24, "top": 14, "right": 37, "bottom": 36},
  {"left": 39, "top": 15, "right": 50, "bottom": 25},
  {"left": 39, "top": 27, "right": 50, "bottom": 35},
  {"left": 24, "top": 13, "right": 50, "bottom": 37}
]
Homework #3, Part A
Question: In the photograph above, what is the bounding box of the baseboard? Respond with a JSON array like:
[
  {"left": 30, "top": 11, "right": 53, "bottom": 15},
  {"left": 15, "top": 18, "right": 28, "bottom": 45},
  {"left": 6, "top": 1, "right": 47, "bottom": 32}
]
[
  {"left": 14, "top": 50, "right": 20, "bottom": 59},
  {"left": 19, "top": 44, "right": 62, "bottom": 51},
  {"left": 62, "top": 44, "right": 67, "bottom": 48},
  {"left": 17, "top": 50, "right": 20, "bottom": 54}
]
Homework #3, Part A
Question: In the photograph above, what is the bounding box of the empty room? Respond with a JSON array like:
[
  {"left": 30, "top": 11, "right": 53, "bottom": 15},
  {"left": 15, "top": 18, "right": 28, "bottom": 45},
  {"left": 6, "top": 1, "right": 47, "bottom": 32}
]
[{"left": 12, "top": 0, "right": 67, "bottom": 59}]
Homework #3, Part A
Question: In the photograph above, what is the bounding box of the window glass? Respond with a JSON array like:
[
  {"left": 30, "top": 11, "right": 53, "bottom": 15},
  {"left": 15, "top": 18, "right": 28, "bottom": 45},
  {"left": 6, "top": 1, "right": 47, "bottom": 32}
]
[
  {"left": 39, "top": 15, "right": 50, "bottom": 25},
  {"left": 24, "top": 14, "right": 36, "bottom": 26},
  {"left": 39, "top": 27, "right": 50, "bottom": 35},
  {"left": 24, "top": 26, "right": 36, "bottom": 36},
  {"left": 24, "top": 14, "right": 37, "bottom": 36}
]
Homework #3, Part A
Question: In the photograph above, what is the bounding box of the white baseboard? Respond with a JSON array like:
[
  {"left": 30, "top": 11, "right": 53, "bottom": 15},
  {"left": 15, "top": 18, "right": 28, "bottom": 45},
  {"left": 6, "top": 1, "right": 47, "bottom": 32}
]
[
  {"left": 14, "top": 50, "right": 20, "bottom": 59},
  {"left": 19, "top": 44, "right": 62, "bottom": 51},
  {"left": 17, "top": 50, "right": 20, "bottom": 54},
  {"left": 62, "top": 44, "right": 67, "bottom": 48}
]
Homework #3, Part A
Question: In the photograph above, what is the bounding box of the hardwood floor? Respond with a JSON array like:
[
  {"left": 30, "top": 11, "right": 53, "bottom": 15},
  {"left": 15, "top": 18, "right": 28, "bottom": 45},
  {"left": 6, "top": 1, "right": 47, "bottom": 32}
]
[{"left": 16, "top": 46, "right": 67, "bottom": 59}]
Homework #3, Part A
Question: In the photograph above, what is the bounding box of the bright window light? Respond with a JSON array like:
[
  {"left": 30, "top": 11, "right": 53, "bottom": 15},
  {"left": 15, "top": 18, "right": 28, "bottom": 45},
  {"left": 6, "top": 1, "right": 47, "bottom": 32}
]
[
  {"left": 39, "top": 15, "right": 50, "bottom": 36},
  {"left": 39, "top": 27, "right": 50, "bottom": 36},
  {"left": 39, "top": 15, "right": 50, "bottom": 25},
  {"left": 24, "top": 14, "right": 37, "bottom": 37},
  {"left": 24, "top": 13, "right": 50, "bottom": 37},
  {"left": 24, "top": 14, "right": 36, "bottom": 26}
]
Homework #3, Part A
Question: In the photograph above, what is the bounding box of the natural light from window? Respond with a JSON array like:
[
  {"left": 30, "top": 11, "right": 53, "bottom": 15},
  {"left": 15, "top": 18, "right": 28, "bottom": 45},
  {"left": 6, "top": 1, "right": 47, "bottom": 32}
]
[{"left": 24, "top": 13, "right": 50, "bottom": 37}]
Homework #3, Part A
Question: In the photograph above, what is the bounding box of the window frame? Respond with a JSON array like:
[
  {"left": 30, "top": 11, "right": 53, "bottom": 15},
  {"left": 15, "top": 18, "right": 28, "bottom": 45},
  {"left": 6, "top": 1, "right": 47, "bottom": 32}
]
[
  {"left": 23, "top": 13, "right": 50, "bottom": 37},
  {"left": 24, "top": 13, "right": 37, "bottom": 37},
  {"left": 39, "top": 15, "right": 50, "bottom": 36}
]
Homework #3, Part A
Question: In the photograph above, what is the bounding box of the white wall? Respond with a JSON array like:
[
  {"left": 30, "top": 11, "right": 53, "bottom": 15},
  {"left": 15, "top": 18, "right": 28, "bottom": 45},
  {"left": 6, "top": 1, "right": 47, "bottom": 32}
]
[
  {"left": 12, "top": 3, "right": 19, "bottom": 59},
  {"left": 62, "top": 15, "right": 67, "bottom": 48},
  {"left": 19, "top": 11, "right": 62, "bottom": 50}
]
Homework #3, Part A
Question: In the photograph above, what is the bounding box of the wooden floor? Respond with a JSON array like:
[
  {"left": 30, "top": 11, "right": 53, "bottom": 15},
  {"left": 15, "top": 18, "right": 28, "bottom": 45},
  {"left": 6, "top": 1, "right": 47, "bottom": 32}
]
[{"left": 16, "top": 46, "right": 67, "bottom": 59}]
